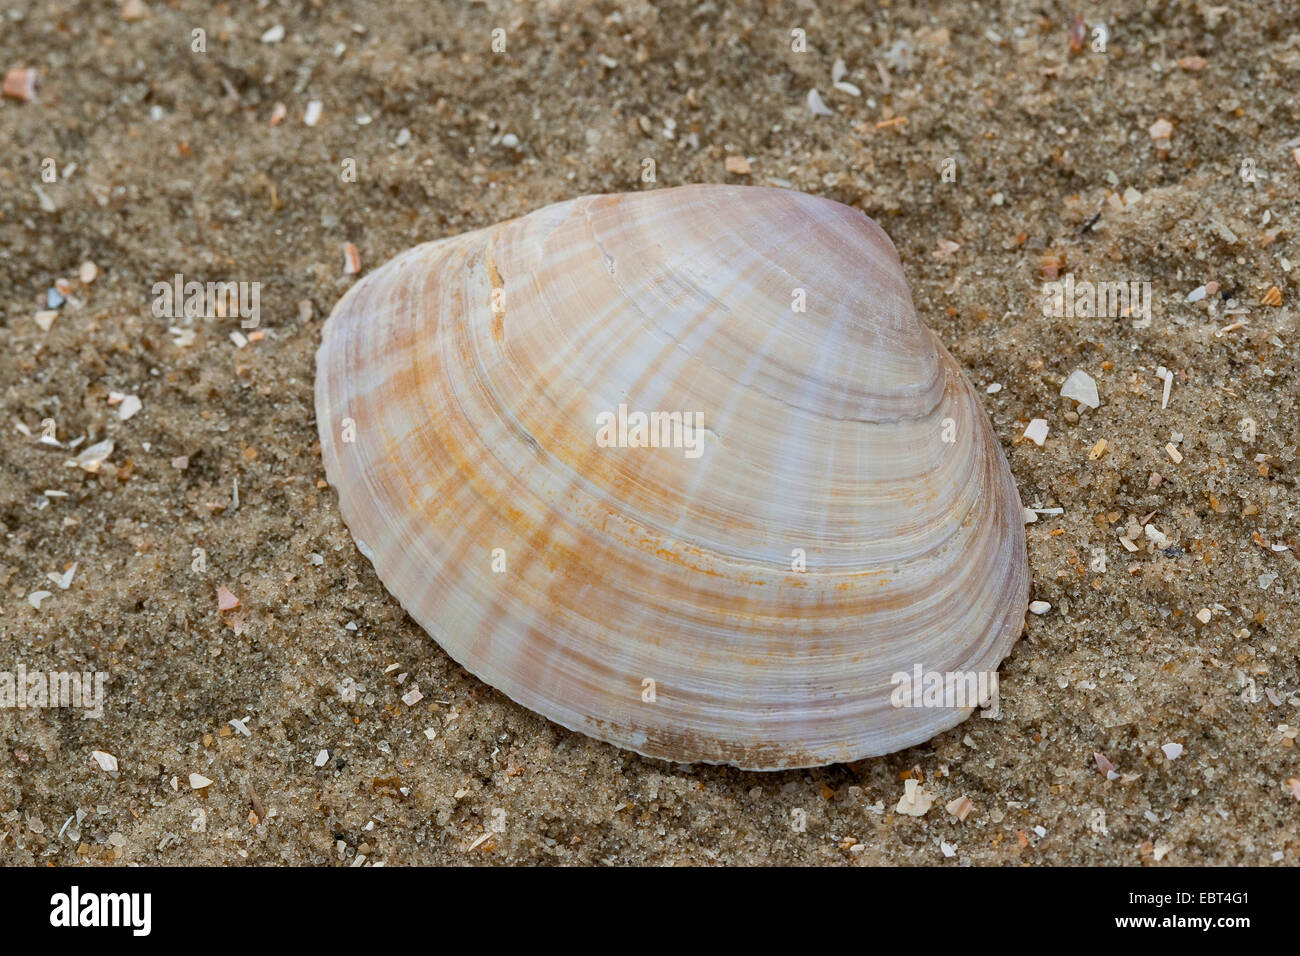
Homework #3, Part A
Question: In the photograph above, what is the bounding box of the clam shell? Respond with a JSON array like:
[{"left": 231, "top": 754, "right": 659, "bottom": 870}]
[{"left": 315, "top": 185, "right": 1029, "bottom": 770}]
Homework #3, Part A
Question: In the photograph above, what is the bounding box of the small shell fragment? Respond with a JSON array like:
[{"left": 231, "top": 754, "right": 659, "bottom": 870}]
[
  {"left": 217, "top": 586, "right": 240, "bottom": 611},
  {"left": 3, "top": 67, "right": 37, "bottom": 102},
  {"left": 91, "top": 751, "right": 119, "bottom": 772},
  {"left": 189, "top": 773, "right": 213, "bottom": 789},
  {"left": 1059, "top": 369, "right": 1099, "bottom": 409},
  {"left": 118, "top": 395, "right": 142, "bottom": 421},
  {"left": 1023, "top": 419, "right": 1050, "bottom": 446},
  {"left": 1028, "top": 600, "right": 1051, "bottom": 615},
  {"left": 945, "top": 795, "right": 974, "bottom": 821},
  {"left": 724, "top": 155, "right": 752, "bottom": 176},
  {"left": 303, "top": 100, "right": 323, "bottom": 127},
  {"left": 73, "top": 439, "right": 114, "bottom": 472},
  {"left": 1162, "top": 742, "right": 1184, "bottom": 760},
  {"left": 342, "top": 243, "right": 361, "bottom": 275},
  {"left": 805, "top": 88, "right": 834, "bottom": 117},
  {"left": 896, "top": 779, "right": 934, "bottom": 816}
]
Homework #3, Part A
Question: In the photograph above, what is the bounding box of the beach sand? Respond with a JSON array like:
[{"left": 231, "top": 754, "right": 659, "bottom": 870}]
[{"left": 1, "top": 0, "right": 1297, "bottom": 864}]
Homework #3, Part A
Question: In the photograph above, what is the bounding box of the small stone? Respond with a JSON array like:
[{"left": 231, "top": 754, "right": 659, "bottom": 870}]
[
  {"left": 1028, "top": 600, "right": 1051, "bottom": 615},
  {"left": 260, "top": 24, "right": 285, "bottom": 44},
  {"left": 189, "top": 773, "right": 213, "bottom": 789},
  {"left": 121, "top": 0, "right": 149, "bottom": 21},
  {"left": 34, "top": 310, "right": 57, "bottom": 331},
  {"left": 986, "top": 383, "right": 1002, "bottom": 394},
  {"left": 1162, "top": 742, "right": 1184, "bottom": 760},
  {"left": 79, "top": 261, "right": 98, "bottom": 284},
  {"left": 314, "top": 750, "right": 329, "bottom": 767},
  {"left": 303, "top": 100, "right": 323, "bottom": 127},
  {"left": 1148, "top": 118, "right": 1173, "bottom": 141},
  {"left": 1195, "top": 608, "right": 1211, "bottom": 624}
]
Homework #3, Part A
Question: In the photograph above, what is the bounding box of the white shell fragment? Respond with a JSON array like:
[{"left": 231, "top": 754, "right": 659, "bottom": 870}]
[
  {"left": 72, "top": 439, "right": 114, "bottom": 472},
  {"left": 315, "top": 185, "right": 1030, "bottom": 770},
  {"left": 90, "top": 751, "right": 119, "bottom": 773},
  {"left": 1023, "top": 419, "right": 1050, "bottom": 446},
  {"left": 1060, "top": 369, "right": 1099, "bottom": 408},
  {"left": 806, "top": 88, "right": 834, "bottom": 116}
]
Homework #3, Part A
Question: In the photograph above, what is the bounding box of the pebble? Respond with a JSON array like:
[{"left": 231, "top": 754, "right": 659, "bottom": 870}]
[
  {"left": 79, "top": 261, "right": 98, "bottom": 283},
  {"left": 121, "top": 0, "right": 149, "bottom": 21},
  {"left": 1162, "top": 742, "right": 1184, "bottom": 760},
  {"left": 33, "top": 310, "right": 57, "bottom": 331},
  {"left": 260, "top": 24, "right": 285, "bottom": 44},
  {"left": 304, "top": 100, "right": 323, "bottom": 127},
  {"left": 1028, "top": 600, "right": 1051, "bottom": 615},
  {"left": 189, "top": 773, "right": 213, "bottom": 789}
]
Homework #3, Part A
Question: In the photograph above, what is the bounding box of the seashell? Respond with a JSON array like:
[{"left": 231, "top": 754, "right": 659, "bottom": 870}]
[{"left": 315, "top": 185, "right": 1029, "bottom": 770}]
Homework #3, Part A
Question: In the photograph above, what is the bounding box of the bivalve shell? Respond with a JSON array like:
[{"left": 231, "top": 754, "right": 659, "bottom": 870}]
[{"left": 315, "top": 185, "right": 1029, "bottom": 769}]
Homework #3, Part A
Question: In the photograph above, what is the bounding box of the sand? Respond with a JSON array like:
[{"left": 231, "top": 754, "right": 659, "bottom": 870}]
[{"left": 1, "top": 0, "right": 1297, "bottom": 865}]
